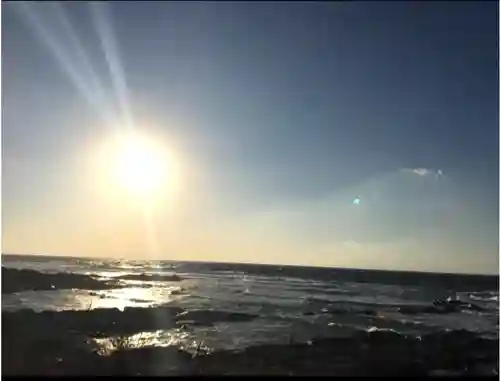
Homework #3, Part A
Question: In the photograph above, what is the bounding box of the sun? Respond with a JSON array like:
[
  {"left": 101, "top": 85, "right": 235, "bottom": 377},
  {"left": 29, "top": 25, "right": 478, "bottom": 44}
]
[
  {"left": 87, "top": 129, "right": 182, "bottom": 205},
  {"left": 108, "top": 132, "right": 173, "bottom": 197}
]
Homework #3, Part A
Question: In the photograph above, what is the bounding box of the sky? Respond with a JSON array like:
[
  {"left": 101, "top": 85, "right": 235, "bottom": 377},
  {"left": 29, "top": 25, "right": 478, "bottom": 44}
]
[{"left": 2, "top": 1, "right": 498, "bottom": 274}]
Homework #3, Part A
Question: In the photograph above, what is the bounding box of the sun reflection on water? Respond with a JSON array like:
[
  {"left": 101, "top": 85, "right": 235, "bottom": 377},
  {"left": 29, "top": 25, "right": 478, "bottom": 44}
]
[
  {"left": 92, "top": 329, "right": 210, "bottom": 356},
  {"left": 78, "top": 285, "right": 187, "bottom": 311}
]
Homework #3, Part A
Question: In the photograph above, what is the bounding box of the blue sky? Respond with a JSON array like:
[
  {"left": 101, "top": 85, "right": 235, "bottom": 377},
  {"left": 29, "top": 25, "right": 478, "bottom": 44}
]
[{"left": 3, "top": 1, "right": 498, "bottom": 274}]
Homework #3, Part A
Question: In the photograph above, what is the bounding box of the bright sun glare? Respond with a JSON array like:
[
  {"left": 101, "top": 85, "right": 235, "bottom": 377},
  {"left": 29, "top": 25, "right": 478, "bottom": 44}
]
[
  {"left": 114, "top": 137, "right": 165, "bottom": 194},
  {"left": 104, "top": 131, "right": 176, "bottom": 197}
]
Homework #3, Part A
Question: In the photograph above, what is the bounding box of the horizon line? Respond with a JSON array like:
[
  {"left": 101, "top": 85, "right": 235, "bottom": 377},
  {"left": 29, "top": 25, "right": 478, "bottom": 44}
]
[{"left": 2, "top": 252, "right": 498, "bottom": 278}]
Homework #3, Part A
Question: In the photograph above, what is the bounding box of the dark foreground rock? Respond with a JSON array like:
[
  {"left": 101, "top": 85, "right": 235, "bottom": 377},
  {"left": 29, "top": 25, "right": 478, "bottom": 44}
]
[
  {"left": 2, "top": 307, "right": 498, "bottom": 376},
  {"left": 3, "top": 330, "right": 498, "bottom": 376}
]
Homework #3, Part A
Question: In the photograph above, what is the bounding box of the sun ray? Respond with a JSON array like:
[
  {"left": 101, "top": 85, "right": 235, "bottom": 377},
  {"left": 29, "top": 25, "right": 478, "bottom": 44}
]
[
  {"left": 143, "top": 200, "right": 161, "bottom": 259},
  {"left": 13, "top": 2, "right": 172, "bottom": 262},
  {"left": 13, "top": 2, "right": 115, "bottom": 126},
  {"left": 50, "top": 2, "right": 109, "bottom": 112},
  {"left": 89, "top": 2, "right": 133, "bottom": 131}
]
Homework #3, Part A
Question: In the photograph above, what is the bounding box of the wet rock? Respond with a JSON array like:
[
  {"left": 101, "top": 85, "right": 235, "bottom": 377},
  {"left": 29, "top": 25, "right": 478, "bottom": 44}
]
[
  {"left": 3, "top": 327, "right": 498, "bottom": 376},
  {"left": 170, "top": 288, "right": 186, "bottom": 295},
  {"left": 117, "top": 273, "right": 182, "bottom": 282},
  {"left": 2, "top": 267, "right": 121, "bottom": 294},
  {"left": 3, "top": 306, "right": 258, "bottom": 338},
  {"left": 2, "top": 305, "right": 498, "bottom": 376}
]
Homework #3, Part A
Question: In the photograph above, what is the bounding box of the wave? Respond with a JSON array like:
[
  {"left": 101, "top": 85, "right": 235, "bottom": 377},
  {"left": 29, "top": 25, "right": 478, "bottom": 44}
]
[
  {"left": 467, "top": 291, "right": 499, "bottom": 303},
  {"left": 302, "top": 294, "right": 494, "bottom": 316}
]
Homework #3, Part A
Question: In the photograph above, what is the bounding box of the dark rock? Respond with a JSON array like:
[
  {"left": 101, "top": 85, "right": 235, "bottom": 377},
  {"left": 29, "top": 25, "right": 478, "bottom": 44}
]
[
  {"left": 117, "top": 273, "right": 182, "bottom": 282},
  {"left": 2, "top": 267, "right": 121, "bottom": 294},
  {"left": 2, "top": 306, "right": 498, "bottom": 376}
]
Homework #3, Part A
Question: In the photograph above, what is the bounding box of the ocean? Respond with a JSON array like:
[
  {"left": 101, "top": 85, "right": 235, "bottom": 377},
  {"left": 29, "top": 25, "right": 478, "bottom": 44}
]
[{"left": 2, "top": 254, "right": 499, "bottom": 375}]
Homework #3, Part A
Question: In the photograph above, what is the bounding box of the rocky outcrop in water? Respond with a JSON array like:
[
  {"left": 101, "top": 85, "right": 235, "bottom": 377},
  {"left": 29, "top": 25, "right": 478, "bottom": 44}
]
[
  {"left": 1, "top": 267, "right": 183, "bottom": 294},
  {"left": 117, "top": 273, "right": 182, "bottom": 282},
  {"left": 3, "top": 306, "right": 259, "bottom": 338},
  {"left": 1, "top": 267, "right": 122, "bottom": 293}
]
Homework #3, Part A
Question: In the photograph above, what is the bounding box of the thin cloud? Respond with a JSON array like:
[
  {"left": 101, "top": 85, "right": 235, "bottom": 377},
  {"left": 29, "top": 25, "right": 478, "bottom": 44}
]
[
  {"left": 402, "top": 168, "right": 444, "bottom": 177},
  {"left": 412, "top": 168, "right": 432, "bottom": 176}
]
